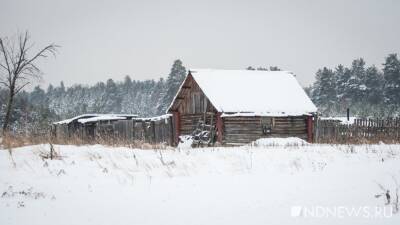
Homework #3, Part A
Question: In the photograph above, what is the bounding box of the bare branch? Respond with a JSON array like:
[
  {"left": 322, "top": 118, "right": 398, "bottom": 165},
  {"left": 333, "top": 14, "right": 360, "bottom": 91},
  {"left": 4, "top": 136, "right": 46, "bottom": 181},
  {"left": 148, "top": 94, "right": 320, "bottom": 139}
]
[
  {"left": 17, "top": 43, "right": 59, "bottom": 75},
  {"left": 15, "top": 82, "right": 30, "bottom": 94},
  {"left": 0, "top": 38, "right": 12, "bottom": 75},
  {"left": 0, "top": 63, "right": 8, "bottom": 71},
  {"left": 14, "top": 31, "right": 29, "bottom": 77},
  {"left": 0, "top": 81, "right": 10, "bottom": 88}
]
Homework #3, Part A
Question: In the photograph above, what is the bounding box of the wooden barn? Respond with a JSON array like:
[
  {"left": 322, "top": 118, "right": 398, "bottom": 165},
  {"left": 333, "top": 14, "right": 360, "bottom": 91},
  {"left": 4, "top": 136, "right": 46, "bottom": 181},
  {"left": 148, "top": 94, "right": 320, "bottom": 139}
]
[{"left": 167, "top": 69, "right": 318, "bottom": 146}]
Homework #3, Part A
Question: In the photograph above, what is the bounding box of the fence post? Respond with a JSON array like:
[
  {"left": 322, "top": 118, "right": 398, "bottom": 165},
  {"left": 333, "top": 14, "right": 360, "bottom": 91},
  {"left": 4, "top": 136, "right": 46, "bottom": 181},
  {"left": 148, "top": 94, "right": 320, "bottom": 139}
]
[{"left": 216, "top": 112, "right": 224, "bottom": 143}]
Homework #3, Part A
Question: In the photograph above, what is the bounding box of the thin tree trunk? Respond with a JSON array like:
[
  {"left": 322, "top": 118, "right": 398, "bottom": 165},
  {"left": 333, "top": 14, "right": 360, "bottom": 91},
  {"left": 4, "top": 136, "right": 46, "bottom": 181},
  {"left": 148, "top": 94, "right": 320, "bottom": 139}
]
[{"left": 2, "top": 88, "right": 15, "bottom": 134}]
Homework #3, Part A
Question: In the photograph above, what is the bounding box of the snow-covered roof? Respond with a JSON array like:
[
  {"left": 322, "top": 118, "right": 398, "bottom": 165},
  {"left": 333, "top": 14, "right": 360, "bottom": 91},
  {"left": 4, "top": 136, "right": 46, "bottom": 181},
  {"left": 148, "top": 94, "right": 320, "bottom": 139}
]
[
  {"left": 134, "top": 114, "right": 172, "bottom": 122},
  {"left": 54, "top": 114, "right": 137, "bottom": 125},
  {"left": 168, "top": 69, "right": 317, "bottom": 116},
  {"left": 78, "top": 115, "right": 128, "bottom": 124},
  {"left": 53, "top": 114, "right": 101, "bottom": 125}
]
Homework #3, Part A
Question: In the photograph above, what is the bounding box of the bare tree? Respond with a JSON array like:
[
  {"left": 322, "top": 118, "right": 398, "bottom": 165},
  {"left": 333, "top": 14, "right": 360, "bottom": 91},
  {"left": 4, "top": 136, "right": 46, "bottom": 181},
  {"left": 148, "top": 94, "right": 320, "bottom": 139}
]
[{"left": 0, "top": 31, "right": 58, "bottom": 134}]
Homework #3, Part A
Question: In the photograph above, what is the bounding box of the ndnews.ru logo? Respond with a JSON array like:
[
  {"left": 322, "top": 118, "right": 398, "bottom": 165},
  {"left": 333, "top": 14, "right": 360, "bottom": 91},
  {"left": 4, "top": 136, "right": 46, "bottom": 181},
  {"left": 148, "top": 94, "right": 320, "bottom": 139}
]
[{"left": 291, "top": 205, "right": 393, "bottom": 218}]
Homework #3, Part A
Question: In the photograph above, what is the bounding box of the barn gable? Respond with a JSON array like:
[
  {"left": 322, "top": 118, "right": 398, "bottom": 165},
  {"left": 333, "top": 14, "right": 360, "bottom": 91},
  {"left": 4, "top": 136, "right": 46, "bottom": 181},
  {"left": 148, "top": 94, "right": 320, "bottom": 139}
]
[
  {"left": 168, "top": 73, "right": 216, "bottom": 114},
  {"left": 167, "top": 73, "right": 218, "bottom": 137}
]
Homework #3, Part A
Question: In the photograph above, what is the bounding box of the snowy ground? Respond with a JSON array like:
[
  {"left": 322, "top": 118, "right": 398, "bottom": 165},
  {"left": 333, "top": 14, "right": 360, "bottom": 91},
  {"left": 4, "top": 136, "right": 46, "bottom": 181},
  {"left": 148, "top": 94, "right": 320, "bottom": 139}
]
[{"left": 1, "top": 139, "right": 400, "bottom": 225}]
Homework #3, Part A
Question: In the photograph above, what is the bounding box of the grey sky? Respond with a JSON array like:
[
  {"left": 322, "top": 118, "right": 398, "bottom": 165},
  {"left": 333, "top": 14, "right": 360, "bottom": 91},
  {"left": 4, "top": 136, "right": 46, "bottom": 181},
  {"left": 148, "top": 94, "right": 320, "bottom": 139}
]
[{"left": 1, "top": 0, "right": 400, "bottom": 88}]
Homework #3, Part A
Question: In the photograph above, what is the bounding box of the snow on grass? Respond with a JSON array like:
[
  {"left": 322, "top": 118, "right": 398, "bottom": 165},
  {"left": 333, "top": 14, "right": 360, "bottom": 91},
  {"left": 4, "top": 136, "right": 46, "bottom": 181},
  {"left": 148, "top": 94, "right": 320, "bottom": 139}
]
[
  {"left": 1, "top": 141, "right": 400, "bottom": 225},
  {"left": 320, "top": 116, "right": 357, "bottom": 125},
  {"left": 250, "top": 137, "right": 309, "bottom": 147}
]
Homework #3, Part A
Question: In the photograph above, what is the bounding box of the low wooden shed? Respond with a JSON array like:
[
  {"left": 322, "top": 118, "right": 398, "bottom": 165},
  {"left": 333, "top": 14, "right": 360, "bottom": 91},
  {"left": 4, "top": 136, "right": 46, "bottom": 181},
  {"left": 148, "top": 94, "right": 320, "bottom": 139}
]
[
  {"left": 167, "top": 69, "right": 318, "bottom": 145},
  {"left": 52, "top": 114, "right": 137, "bottom": 140}
]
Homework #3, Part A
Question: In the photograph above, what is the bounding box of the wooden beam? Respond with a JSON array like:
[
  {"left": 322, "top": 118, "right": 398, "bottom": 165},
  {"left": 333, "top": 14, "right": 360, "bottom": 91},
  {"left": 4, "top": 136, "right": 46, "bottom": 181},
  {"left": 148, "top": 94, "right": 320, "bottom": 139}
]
[
  {"left": 216, "top": 112, "right": 224, "bottom": 143},
  {"left": 307, "top": 116, "right": 313, "bottom": 143},
  {"left": 173, "top": 111, "right": 181, "bottom": 145}
]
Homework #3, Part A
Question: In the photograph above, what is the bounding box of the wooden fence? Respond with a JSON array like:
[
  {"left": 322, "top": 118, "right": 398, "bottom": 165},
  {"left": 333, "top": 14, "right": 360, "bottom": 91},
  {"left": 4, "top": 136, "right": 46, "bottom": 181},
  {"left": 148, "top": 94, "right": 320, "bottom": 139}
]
[{"left": 314, "top": 118, "right": 400, "bottom": 144}]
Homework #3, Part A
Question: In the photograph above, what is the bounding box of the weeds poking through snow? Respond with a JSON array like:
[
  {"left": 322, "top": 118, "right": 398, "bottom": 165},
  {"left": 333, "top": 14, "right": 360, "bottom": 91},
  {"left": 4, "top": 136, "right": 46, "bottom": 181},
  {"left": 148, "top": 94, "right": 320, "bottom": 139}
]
[
  {"left": 17, "top": 201, "right": 25, "bottom": 208},
  {"left": 39, "top": 143, "right": 62, "bottom": 160},
  {"left": 2, "top": 186, "right": 47, "bottom": 206},
  {"left": 57, "top": 169, "right": 66, "bottom": 176},
  {"left": 391, "top": 176, "right": 400, "bottom": 213},
  {"left": 290, "top": 158, "right": 303, "bottom": 171},
  {"left": 158, "top": 150, "right": 175, "bottom": 167},
  {"left": 375, "top": 176, "right": 400, "bottom": 214},
  {"left": 133, "top": 153, "right": 139, "bottom": 167}
]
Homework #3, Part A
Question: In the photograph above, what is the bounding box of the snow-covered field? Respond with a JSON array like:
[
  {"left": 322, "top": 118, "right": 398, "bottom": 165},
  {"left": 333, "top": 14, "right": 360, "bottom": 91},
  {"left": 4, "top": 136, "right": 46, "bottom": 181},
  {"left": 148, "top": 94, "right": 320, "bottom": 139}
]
[{"left": 1, "top": 139, "right": 400, "bottom": 225}]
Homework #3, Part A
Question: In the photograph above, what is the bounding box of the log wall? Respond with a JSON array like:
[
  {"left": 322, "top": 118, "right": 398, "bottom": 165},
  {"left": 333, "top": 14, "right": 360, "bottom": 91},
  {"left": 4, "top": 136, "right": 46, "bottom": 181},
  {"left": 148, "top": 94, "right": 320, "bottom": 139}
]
[{"left": 223, "top": 116, "right": 308, "bottom": 145}]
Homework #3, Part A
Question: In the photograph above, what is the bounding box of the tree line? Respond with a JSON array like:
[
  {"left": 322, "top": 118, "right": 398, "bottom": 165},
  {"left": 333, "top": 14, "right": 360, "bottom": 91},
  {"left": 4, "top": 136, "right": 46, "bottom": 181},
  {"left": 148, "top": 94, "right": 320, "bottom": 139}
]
[
  {"left": 0, "top": 59, "right": 186, "bottom": 136},
  {"left": 309, "top": 53, "right": 400, "bottom": 117}
]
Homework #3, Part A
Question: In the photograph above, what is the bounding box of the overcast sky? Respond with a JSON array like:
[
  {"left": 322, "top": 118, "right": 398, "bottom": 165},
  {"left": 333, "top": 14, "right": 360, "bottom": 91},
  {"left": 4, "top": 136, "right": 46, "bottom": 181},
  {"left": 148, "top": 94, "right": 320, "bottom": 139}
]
[{"left": 1, "top": 0, "right": 400, "bottom": 88}]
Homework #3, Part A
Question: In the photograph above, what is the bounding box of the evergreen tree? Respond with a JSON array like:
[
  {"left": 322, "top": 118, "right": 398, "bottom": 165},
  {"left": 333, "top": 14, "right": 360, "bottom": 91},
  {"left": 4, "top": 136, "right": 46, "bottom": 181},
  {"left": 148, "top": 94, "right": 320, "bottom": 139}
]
[
  {"left": 104, "top": 79, "right": 122, "bottom": 113},
  {"left": 348, "top": 58, "right": 367, "bottom": 103},
  {"left": 334, "top": 64, "right": 350, "bottom": 100},
  {"left": 158, "top": 59, "right": 186, "bottom": 114},
  {"left": 123, "top": 75, "right": 133, "bottom": 91},
  {"left": 364, "top": 65, "right": 384, "bottom": 104},
  {"left": 383, "top": 54, "right": 400, "bottom": 105},
  {"left": 47, "top": 84, "right": 54, "bottom": 95},
  {"left": 312, "top": 67, "right": 336, "bottom": 112},
  {"left": 60, "top": 81, "right": 65, "bottom": 93}
]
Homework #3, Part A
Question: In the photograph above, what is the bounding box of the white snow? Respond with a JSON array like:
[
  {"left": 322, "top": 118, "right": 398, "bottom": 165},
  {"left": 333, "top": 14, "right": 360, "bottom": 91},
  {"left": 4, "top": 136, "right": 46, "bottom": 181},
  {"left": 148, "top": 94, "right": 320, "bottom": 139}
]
[
  {"left": 1, "top": 141, "right": 400, "bottom": 225},
  {"left": 185, "top": 69, "right": 317, "bottom": 116},
  {"left": 177, "top": 135, "right": 194, "bottom": 148},
  {"left": 54, "top": 114, "right": 138, "bottom": 125},
  {"left": 78, "top": 115, "right": 128, "bottom": 124},
  {"left": 78, "top": 114, "right": 171, "bottom": 124},
  {"left": 53, "top": 114, "right": 101, "bottom": 125},
  {"left": 250, "top": 137, "right": 309, "bottom": 147},
  {"left": 321, "top": 116, "right": 357, "bottom": 125},
  {"left": 134, "top": 114, "right": 172, "bottom": 122}
]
